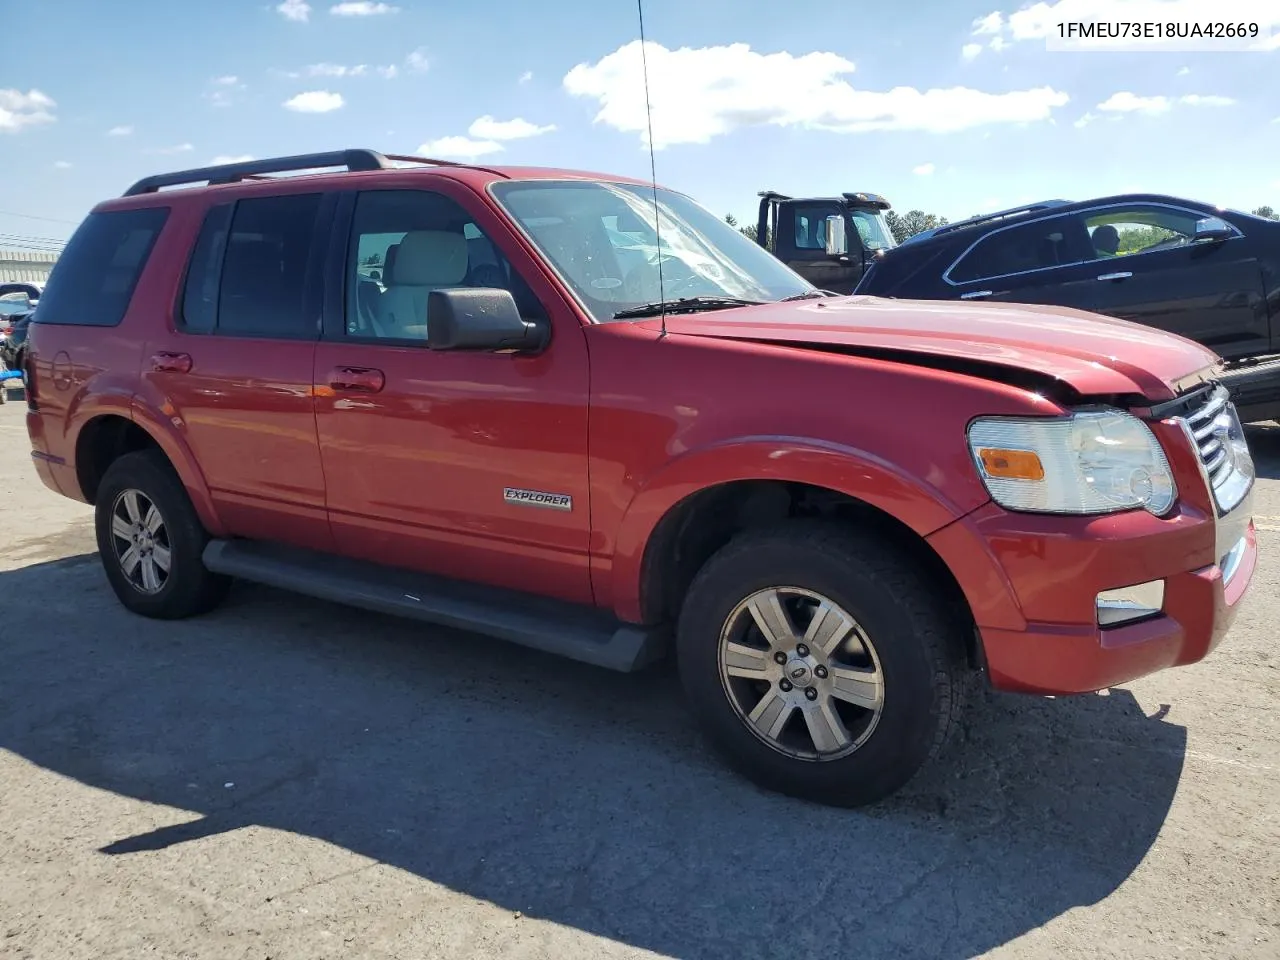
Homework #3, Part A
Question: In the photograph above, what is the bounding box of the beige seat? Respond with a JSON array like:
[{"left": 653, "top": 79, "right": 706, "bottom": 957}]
[{"left": 375, "top": 230, "right": 469, "bottom": 339}]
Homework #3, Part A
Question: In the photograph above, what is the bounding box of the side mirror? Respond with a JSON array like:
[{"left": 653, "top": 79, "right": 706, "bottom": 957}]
[
  {"left": 824, "top": 215, "right": 848, "bottom": 257},
  {"left": 1193, "top": 216, "right": 1233, "bottom": 243},
  {"left": 426, "top": 288, "right": 546, "bottom": 353}
]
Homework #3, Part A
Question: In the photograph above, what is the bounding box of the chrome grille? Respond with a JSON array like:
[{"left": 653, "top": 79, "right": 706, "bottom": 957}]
[{"left": 1179, "top": 385, "right": 1254, "bottom": 514}]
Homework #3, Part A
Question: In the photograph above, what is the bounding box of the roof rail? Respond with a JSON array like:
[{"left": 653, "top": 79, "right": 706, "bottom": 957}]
[
  {"left": 123, "top": 148, "right": 396, "bottom": 197},
  {"left": 925, "top": 199, "right": 1071, "bottom": 239}
]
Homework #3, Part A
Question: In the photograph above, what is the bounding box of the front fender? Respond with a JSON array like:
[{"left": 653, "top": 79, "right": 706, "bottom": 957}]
[{"left": 607, "top": 436, "right": 985, "bottom": 622}]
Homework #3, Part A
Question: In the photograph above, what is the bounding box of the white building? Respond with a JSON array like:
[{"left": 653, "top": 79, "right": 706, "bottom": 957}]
[{"left": 0, "top": 248, "right": 60, "bottom": 285}]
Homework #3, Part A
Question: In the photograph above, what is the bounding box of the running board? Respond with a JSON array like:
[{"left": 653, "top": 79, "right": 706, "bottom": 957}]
[{"left": 201, "top": 539, "right": 666, "bottom": 673}]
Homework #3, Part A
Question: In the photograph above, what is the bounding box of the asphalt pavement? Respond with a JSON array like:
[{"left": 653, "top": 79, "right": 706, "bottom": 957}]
[{"left": 1, "top": 399, "right": 1277, "bottom": 960}]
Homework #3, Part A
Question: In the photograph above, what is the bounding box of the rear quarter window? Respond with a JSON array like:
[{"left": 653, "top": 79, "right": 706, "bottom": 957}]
[{"left": 34, "top": 207, "right": 169, "bottom": 327}]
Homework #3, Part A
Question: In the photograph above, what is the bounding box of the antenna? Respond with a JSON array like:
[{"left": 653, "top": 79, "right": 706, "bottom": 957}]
[{"left": 636, "top": 0, "right": 666, "bottom": 338}]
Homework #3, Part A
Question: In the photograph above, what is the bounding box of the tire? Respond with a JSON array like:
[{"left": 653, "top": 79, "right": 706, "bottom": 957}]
[
  {"left": 94, "top": 449, "right": 231, "bottom": 619},
  {"left": 676, "top": 520, "right": 968, "bottom": 808}
]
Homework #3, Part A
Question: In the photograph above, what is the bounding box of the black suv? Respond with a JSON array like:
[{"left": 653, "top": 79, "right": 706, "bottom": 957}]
[{"left": 852, "top": 195, "right": 1280, "bottom": 423}]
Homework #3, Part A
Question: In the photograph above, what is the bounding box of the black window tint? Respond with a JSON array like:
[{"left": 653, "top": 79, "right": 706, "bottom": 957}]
[
  {"left": 949, "top": 217, "right": 1083, "bottom": 283},
  {"left": 217, "top": 193, "right": 322, "bottom": 338},
  {"left": 34, "top": 207, "right": 168, "bottom": 327},
  {"left": 346, "top": 189, "right": 546, "bottom": 342},
  {"left": 180, "top": 203, "right": 232, "bottom": 333}
]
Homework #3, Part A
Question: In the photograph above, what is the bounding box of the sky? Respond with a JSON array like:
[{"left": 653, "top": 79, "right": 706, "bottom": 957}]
[{"left": 2, "top": 0, "right": 1279, "bottom": 247}]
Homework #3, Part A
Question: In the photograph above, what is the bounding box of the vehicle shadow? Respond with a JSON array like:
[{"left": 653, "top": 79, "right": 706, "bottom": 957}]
[
  {"left": 1245, "top": 422, "right": 1280, "bottom": 481},
  {"left": 0, "top": 554, "right": 1187, "bottom": 960}
]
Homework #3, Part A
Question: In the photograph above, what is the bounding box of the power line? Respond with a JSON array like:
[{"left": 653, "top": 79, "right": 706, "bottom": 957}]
[{"left": 0, "top": 209, "right": 79, "bottom": 225}]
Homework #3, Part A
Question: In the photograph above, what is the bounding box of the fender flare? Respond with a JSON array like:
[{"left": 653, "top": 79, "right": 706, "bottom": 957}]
[
  {"left": 127, "top": 398, "right": 227, "bottom": 536},
  {"left": 69, "top": 389, "right": 227, "bottom": 537},
  {"left": 607, "top": 436, "right": 979, "bottom": 623}
]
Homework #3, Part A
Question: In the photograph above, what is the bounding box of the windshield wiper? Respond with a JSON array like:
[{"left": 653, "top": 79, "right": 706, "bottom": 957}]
[
  {"left": 776, "top": 289, "right": 840, "bottom": 302},
  {"left": 612, "top": 296, "right": 764, "bottom": 320}
]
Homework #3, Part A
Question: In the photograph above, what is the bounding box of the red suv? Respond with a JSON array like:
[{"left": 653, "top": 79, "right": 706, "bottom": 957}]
[{"left": 24, "top": 150, "right": 1259, "bottom": 807}]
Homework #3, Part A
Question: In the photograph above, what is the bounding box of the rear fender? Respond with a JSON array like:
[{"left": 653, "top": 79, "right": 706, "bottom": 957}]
[
  {"left": 608, "top": 436, "right": 981, "bottom": 623},
  {"left": 129, "top": 396, "right": 227, "bottom": 536}
]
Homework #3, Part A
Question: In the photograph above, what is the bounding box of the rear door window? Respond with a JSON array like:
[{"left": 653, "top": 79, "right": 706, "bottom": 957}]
[
  {"left": 948, "top": 215, "right": 1091, "bottom": 284},
  {"left": 34, "top": 207, "right": 169, "bottom": 327},
  {"left": 217, "top": 194, "right": 323, "bottom": 338}
]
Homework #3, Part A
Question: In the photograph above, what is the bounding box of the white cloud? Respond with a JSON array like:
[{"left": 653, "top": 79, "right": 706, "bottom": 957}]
[
  {"left": 406, "top": 48, "right": 430, "bottom": 73},
  {"left": 330, "top": 1, "right": 397, "bottom": 14},
  {"left": 1098, "top": 91, "right": 1172, "bottom": 114},
  {"left": 970, "top": 0, "right": 1280, "bottom": 51},
  {"left": 213, "top": 75, "right": 239, "bottom": 86},
  {"left": 418, "top": 136, "right": 503, "bottom": 159},
  {"left": 913, "top": 162, "right": 935, "bottom": 176},
  {"left": 1180, "top": 94, "right": 1234, "bottom": 106},
  {"left": 468, "top": 115, "right": 556, "bottom": 140},
  {"left": 283, "top": 90, "right": 345, "bottom": 113},
  {"left": 1177, "top": 66, "right": 1191, "bottom": 75},
  {"left": 1074, "top": 111, "right": 1097, "bottom": 127},
  {"left": 378, "top": 64, "right": 399, "bottom": 78},
  {"left": 519, "top": 70, "right": 533, "bottom": 84},
  {"left": 0, "top": 88, "right": 56, "bottom": 133},
  {"left": 106, "top": 124, "right": 133, "bottom": 137},
  {"left": 563, "top": 41, "right": 1069, "bottom": 149},
  {"left": 148, "top": 143, "right": 195, "bottom": 155},
  {"left": 988, "top": 35, "right": 1008, "bottom": 52},
  {"left": 307, "top": 63, "right": 368, "bottom": 77},
  {"left": 961, "top": 42, "right": 983, "bottom": 60},
  {"left": 211, "top": 154, "right": 254, "bottom": 164},
  {"left": 972, "top": 11, "right": 1004, "bottom": 34},
  {"left": 1095, "top": 91, "right": 1236, "bottom": 117},
  {"left": 277, "top": 0, "right": 310, "bottom": 21},
  {"left": 53, "top": 160, "right": 72, "bottom": 169}
]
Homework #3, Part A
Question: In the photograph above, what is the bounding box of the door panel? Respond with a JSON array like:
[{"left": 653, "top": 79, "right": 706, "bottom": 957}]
[
  {"left": 141, "top": 192, "right": 331, "bottom": 553},
  {"left": 1087, "top": 242, "right": 1268, "bottom": 360},
  {"left": 313, "top": 186, "right": 593, "bottom": 606},
  {"left": 779, "top": 201, "right": 862, "bottom": 294}
]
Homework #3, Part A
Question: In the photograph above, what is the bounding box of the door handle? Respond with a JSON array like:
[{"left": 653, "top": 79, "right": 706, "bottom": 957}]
[
  {"left": 960, "top": 290, "right": 993, "bottom": 300},
  {"left": 151, "top": 352, "right": 192, "bottom": 373},
  {"left": 1096, "top": 271, "right": 1133, "bottom": 281},
  {"left": 327, "top": 366, "right": 385, "bottom": 393}
]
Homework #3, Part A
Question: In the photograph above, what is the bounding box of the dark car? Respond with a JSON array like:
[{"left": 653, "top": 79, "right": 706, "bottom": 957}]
[
  {"left": 1, "top": 282, "right": 40, "bottom": 398},
  {"left": 852, "top": 195, "right": 1280, "bottom": 422}
]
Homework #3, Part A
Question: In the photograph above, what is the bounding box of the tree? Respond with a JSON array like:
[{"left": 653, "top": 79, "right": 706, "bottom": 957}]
[
  {"left": 362, "top": 252, "right": 383, "bottom": 266},
  {"left": 885, "top": 210, "right": 950, "bottom": 245},
  {"left": 724, "top": 213, "right": 739, "bottom": 227},
  {"left": 1252, "top": 206, "right": 1278, "bottom": 221},
  {"left": 739, "top": 223, "right": 772, "bottom": 250}
]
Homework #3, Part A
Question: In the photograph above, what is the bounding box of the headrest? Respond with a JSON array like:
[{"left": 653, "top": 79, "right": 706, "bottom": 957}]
[{"left": 390, "top": 230, "right": 468, "bottom": 286}]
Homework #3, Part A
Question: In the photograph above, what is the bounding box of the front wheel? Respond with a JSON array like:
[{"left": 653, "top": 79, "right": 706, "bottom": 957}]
[{"left": 676, "top": 521, "right": 968, "bottom": 807}]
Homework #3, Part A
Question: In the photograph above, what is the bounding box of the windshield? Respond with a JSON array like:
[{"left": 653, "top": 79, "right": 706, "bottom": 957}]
[
  {"left": 490, "top": 180, "right": 814, "bottom": 321},
  {"left": 850, "top": 209, "right": 896, "bottom": 252}
]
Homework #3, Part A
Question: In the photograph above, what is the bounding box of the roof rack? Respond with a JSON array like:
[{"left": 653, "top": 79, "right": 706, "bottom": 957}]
[
  {"left": 121, "top": 148, "right": 476, "bottom": 197},
  {"left": 923, "top": 199, "right": 1071, "bottom": 239}
]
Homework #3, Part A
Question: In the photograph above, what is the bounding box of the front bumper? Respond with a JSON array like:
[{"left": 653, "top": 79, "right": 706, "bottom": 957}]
[{"left": 927, "top": 421, "right": 1257, "bottom": 695}]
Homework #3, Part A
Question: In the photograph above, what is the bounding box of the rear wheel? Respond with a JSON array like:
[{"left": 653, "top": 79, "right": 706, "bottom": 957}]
[
  {"left": 95, "top": 450, "right": 230, "bottom": 619},
  {"left": 676, "top": 521, "right": 968, "bottom": 807}
]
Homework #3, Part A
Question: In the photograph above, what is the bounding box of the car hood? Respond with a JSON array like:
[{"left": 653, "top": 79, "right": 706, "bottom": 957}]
[{"left": 646, "top": 295, "right": 1221, "bottom": 401}]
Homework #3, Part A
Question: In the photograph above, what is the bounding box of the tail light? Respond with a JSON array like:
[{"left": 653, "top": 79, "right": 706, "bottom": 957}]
[{"left": 24, "top": 348, "right": 37, "bottom": 410}]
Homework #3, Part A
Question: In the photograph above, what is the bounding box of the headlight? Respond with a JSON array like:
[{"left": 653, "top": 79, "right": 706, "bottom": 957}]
[{"left": 967, "top": 409, "right": 1176, "bottom": 516}]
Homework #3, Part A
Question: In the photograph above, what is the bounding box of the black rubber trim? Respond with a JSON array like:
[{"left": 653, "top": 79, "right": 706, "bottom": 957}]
[{"left": 201, "top": 539, "right": 665, "bottom": 672}]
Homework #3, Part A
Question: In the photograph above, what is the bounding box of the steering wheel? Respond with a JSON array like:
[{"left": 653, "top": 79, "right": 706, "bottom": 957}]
[{"left": 621, "top": 254, "right": 710, "bottom": 303}]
